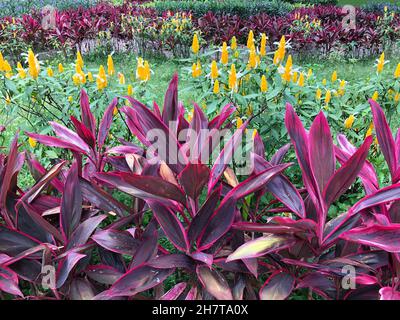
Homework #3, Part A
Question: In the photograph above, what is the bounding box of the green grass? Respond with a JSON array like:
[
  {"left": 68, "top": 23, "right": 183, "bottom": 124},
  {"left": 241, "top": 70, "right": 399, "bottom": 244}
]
[{"left": 337, "top": 0, "right": 397, "bottom": 5}]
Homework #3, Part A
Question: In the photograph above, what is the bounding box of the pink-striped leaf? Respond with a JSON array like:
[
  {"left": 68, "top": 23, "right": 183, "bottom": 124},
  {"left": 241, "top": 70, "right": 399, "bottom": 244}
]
[
  {"left": 196, "top": 265, "right": 233, "bottom": 300},
  {"left": 259, "top": 271, "right": 295, "bottom": 300}
]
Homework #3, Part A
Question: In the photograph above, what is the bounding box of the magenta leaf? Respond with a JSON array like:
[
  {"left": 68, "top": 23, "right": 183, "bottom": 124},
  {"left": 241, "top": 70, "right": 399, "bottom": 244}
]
[
  {"left": 160, "top": 282, "right": 187, "bottom": 300},
  {"left": 92, "top": 229, "right": 140, "bottom": 255},
  {"left": 178, "top": 163, "right": 210, "bottom": 200},
  {"left": 98, "top": 98, "right": 118, "bottom": 150}
]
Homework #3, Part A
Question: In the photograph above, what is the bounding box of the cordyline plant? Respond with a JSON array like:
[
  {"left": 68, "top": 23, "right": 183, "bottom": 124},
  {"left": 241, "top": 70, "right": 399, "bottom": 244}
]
[{"left": 1, "top": 74, "right": 400, "bottom": 300}]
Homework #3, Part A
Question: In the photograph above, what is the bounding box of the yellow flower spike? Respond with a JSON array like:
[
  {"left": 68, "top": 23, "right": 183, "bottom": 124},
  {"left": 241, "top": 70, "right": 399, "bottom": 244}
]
[
  {"left": 210, "top": 60, "right": 219, "bottom": 80},
  {"left": 68, "top": 96, "right": 73, "bottom": 103},
  {"left": 331, "top": 70, "right": 337, "bottom": 82},
  {"left": 231, "top": 36, "right": 237, "bottom": 50},
  {"left": 344, "top": 114, "right": 355, "bottom": 129},
  {"left": 191, "top": 61, "right": 202, "bottom": 78},
  {"left": 213, "top": 79, "right": 220, "bottom": 94},
  {"left": 394, "top": 92, "right": 400, "bottom": 103},
  {"left": 292, "top": 71, "right": 298, "bottom": 83},
  {"left": 28, "top": 49, "right": 39, "bottom": 79},
  {"left": 322, "top": 78, "right": 327, "bottom": 86},
  {"left": 58, "top": 63, "right": 64, "bottom": 73},
  {"left": 395, "top": 63, "right": 400, "bottom": 78},
  {"left": 366, "top": 123, "right": 374, "bottom": 138},
  {"left": 298, "top": 72, "right": 305, "bottom": 87},
  {"left": 236, "top": 117, "right": 243, "bottom": 129},
  {"left": 377, "top": 52, "right": 385, "bottom": 73},
  {"left": 228, "top": 63, "right": 238, "bottom": 92},
  {"left": 248, "top": 45, "right": 259, "bottom": 69},
  {"left": 220, "top": 42, "right": 229, "bottom": 65},
  {"left": 96, "top": 65, "right": 107, "bottom": 90},
  {"left": 281, "top": 55, "right": 292, "bottom": 82},
  {"left": 107, "top": 55, "right": 115, "bottom": 76},
  {"left": 247, "top": 30, "right": 254, "bottom": 49},
  {"left": 76, "top": 50, "right": 84, "bottom": 69},
  {"left": 307, "top": 68, "right": 313, "bottom": 78},
  {"left": 274, "top": 35, "right": 286, "bottom": 65},
  {"left": 47, "top": 67, "right": 54, "bottom": 77},
  {"left": 192, "top": 33, "right": 200, "bottom": 54},
  {"left": 325, "top": 89, "right": 332, "bottom": 104},
  {"left": 113, "top": 106, "right": 118, "bottom": 116},
  {"left": 118, "top": 72, "right": 125, "bottom": 85},
  {"left": 28, "top": 137, "right": 37, "bottom": 148},
  {"left": 87, "top": 72, "right": 94, "bottom": 82},
  {"left": 260, "top": 75, "right": 268, "bottom": 92},
  {"left": 136, "top": 58, "right": 151, "bottom": 82},
  {"left": 260, "top": 33, "right": 267, "bottom": 57},
  {"left": 72, "top": 73, "right": 81, "bottom": 86},
  {"left": 127, "top": 84, "right": 133, "bottom": 96},
  {"left": 17, "top": 62, "right": 26, "bottom": 79},
  {"left": 372, "top": 91, "right": 379, "bottom": 101}
]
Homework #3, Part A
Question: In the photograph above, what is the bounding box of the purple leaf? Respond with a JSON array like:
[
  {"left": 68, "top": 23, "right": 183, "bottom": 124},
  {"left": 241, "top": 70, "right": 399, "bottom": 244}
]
[
  {"left": 160, "top": 282, "right": 187, "bottom": 300},
  {"left": 259, "top": 271, "right": 295, "bottom": 300},
  {"left": 370, "top": 99, "right": 397, "bottom": 179},
  {"left": 196, "top": 265, "right": 233, "bottom": 300},
  {"left": 86, "top": 265, "right": 123, "bottom": 285},
  {"left": 309, "top": 111, "right": 335, "bottom": 192},
  {"left": 162, "top": 73, "right": 179, "bottom": 133},
  {"left": 92, "top": 229, "right": 140, "bottom": 255},
  {"left": 341, "top": 224, "right": 400, "bottom": 252},
  {"left": 0, "top": 266, "right": 23, "bottom": 297},
  {"left": 178, "top": 163, "right": 210, "bottom": 200},
  {"left": 56, "top": 251, "right": 86, "bottom": 288},
  {"left": 80, "top": 89, "right": 96, "bottom": 137},
  {"left": 67, "top": 215, "right": 107, "bottom": 249},
  {"left": 61, "top": 162, "right": 82, "bottom": 239},
  {"left": 98, "top": 98, "right": 118, "bottom": 150}
]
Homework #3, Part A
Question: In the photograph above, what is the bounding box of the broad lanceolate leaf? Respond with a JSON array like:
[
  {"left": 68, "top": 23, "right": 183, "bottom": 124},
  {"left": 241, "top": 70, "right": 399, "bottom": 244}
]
[
  {"left": 370, "top": 99, "right": 397, "bottom": 179},
  {"left": 196, "top": 265, "right": 233, "bottom": 300},
  {"left": 162, "top": 73, "right": 179, "bottom": 132},
  {"left": 92, "top": 229, "right": 140, "bottom": 255},
  {"left": 61, "top": 162, "right": 82, "bottom": 239},
  {"left": 226, "top": 234, "right": 297, "bottom": 262},
  {"left": 0, "top": 266, "right": 23, "bottom": 297},
  {"left": 178, "top": 163, "right": 210, "bottom": 200},
  {"left": 148, "top": 200, "right": 189, "bottom": 252},
  {"left": 95, "top": 265, "right": 173, "bottom": 299},
  {"left": 198, "top": 164, "right": 291, "bottom": 250},
  {"left": 80, "top": 89, "right": 96, "bottom": 137},
  {"left": 67, "top": 215, "right": 107, "bottom": 249},
  {"left": 160, "top": 282, "right": 187, "bottom": 300},
  {"left": 98, "top": 98, "right": 118, "bottom": 150},
  {"left": 95, "top": 172, "right": 186, "bottom": 205},
  {"left": 349, "top": 183, "right": 400, "bottom": 215},
  {"left": 0, "top": 225, "right": 40, "bottom": 256},
  {"left": 309, "top": 111, "right": 335, "bottom": 192},
  {"left": 341, "top": 224, "right": 400, "bottom": 252},
  {"left": 56, "top": 251, "right": 86, "bottom": 288},
  {"left": 253, "top": 154, "right": 305, "bottom": 218},
  {"left": 323, "top": 136, "right": 372, "bottom": 208},
  {"left": 284, "top": 104, "right": 322, "bottom": 214},
  {"left": 259, "top": 271, "right": 295, "bottom": 300}
]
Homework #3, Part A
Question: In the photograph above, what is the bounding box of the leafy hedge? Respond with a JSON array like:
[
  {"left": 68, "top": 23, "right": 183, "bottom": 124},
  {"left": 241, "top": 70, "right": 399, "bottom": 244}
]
[
  {"left": 0, "top": 0, "right": 99, "bottom": 17},
  {"left": 152, "top": 0, "right": 295, "bottom": 17}
]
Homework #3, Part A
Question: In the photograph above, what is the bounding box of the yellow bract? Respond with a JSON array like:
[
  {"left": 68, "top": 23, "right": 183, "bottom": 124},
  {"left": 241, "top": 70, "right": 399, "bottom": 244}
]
[
  {"left": 28, "top": 49, "right": 39, "bottom": 79},
  {"left": 58, "top": 63, "right": 64, "bottom": 73},
  {"left": 87, "top": 72, "right": 94, "bottom": 82},
  {"left": 96, "top": 65, "right": 107, "bottom": 90},
  {"left": 366, "top": 123, "right": 374, "bottom": 137},
  {"left": 220, "top": 42, "right": 229, "bottom": 65},
  {"left": 28, "top": 137, "right": 37, "bottom": 148},
  {"left": 76, "top": 51, "right": 84, "bottom": 69},
  {"left": 395, "top": 63, "right": 400, "bottom": 78},
  {"left": 228, "top": 64, "right": 238, "bottom": 92},
  {"left": 47, "top": 67, "right": 54, "bottom": 77},
  {"left": 118, "top": 72, "right": 125, "bottom": 85},
  {"left": 136, "top": 57, "right": 151, "bottom": 82},
  {"left": 230, "top": 36, "right": 237, "bottom": 50},
  {"left": 247, "top": 30, "right": 254, "bottom": 49},
  {"left": 191, "top": 33, "right": 199, "bottom": 54},
  {"left": 331, "top": 70, "right": 337, "bottom": 82},
  {"left": 260, "top": 33, "right": 267, "bottom": 57},
  {"left": 316, "top": 88, "right": 322, "bottom": 100},
  {"left": 236, "top": 117, "right": 243, "bottom": 129},
  {"left": 213, "top": 79, "right": 220, "bottom": 94},
  {"left": 260, "top": 75, "right": 268, "bottom": 92},
  {"left": 344, "top": 114, "right": 355, "bottom": 129},
  {"left": 377, "top": 52, "right": 385, "bottom": 73},
  {"left": 325, "top": 89, "right": 331, "bottom": 104},
  {"left": 298, "top": 72, "right": 305, "bottom": 87},
  {"left": 273, "top": 35, "right": 286, "bottom": 65},
  {"left": 372, "top": 91, "right": 379, "bottom": 101},
  {"left": 191, "top": 60, "right": 202, "bottom": 78},
  {"left": 248, "top": 45, "right": 260, "bottom": 69},
  {"left": 127, "top": 84, "right": 133, "bottom": 96},
  {"left": 17, "top": 62, "right": 26, "bottom": 79},
  {"left": 107, "top": 55, "right": 115, "bottom": 76},
  {"left": 210, "top": 60, "right": 219, "bottom": 79},
  {"left": 281, "top": 55, "right": 292, "bottom": 82}
]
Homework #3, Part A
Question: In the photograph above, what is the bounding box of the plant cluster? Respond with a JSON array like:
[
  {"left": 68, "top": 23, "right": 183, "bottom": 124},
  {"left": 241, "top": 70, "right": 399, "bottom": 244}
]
[
  {"left": 0, "top": 3, "right": 399, "bottom": 59},
  {"left": 1, "top": 74, "right": 400, "bottom": 300},
  {"left": 186, "top": 32, "right": 400, "bottom": 155}
]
